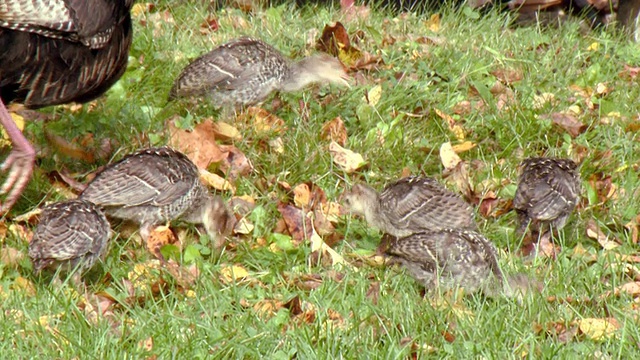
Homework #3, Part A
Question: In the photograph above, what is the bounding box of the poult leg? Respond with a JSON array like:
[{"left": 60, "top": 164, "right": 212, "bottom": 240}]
[{"left": 0, "top": 99, "right": 36, "bottom": 214}]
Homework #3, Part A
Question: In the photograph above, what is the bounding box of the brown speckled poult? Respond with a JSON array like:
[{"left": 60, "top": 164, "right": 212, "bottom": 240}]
[
  {"left": 386, "top": 229, "right": 534, "bottom": 298},
  {"left": 29, "top": 199, "right": 111, "bottom": 280},
  {"left": 343, "top": 176, "right": 477, "bottom": 238},
  {"left": 80, "top": 147, "right": 235, "bottom": 248},
  {"left": 513, "top": 157, "right": 580, "bottom": 239},
  {"left": 169, "top": 37, "right": 349, "bottom": 107}
]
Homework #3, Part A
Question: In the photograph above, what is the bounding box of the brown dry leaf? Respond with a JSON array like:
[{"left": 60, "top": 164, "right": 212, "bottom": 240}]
[
  {"left": 366, "top": 281, "right": 380, "bottom": 305},
  {"left": 399, "top": 337, "right": 438, "bottom": 357},
  {"left": 293, "top": 183, "right": 312, "bottom": 209},
  {"left": 542, "top": 113, "right": 587, "bottom": 138},
  {"left": 218, "top": 145, "right": 253, "bottom": 180},
  {"left": 277, "top": 203, "right": 313, "bottom": 243},
  {"left": 242, "top": 107, "right": 287, "bottom": 135},
  {"left": 0, "top": 246, "right": 24, "bottom": 268},
  {"left": 614, "top": 281, "right": 640, "bottom": 297},
  {"left": 166, "top": 117, "right": 225, "bottom": 169},
  {"left": 146, "top": 226, "right": 179, "bottom": 259},
  {"left": 252, "top": 299, "right": 283, "bottom": 319},
  {"left": 440, "top": 142, "right": 462, "bottom": 170},
  {"left": 434, "top": 109, "right": 465, "bottom": 141},
  {"left": 587, "top": 174, "right": 617, "bottom": 204},
  {"left": 329, "top": 141, "right": 366, "bottom": 173},
  {"left": 313, "top": 208, "right": 337, "bottom": 238},
  {"left": 586, "top": 219, "right": 620, "bottom": 250},
  {"left": 321, "top": 117, "right": 348, "bottom": 146},
  {"left": 0, "top": 221, "right": 7, "bottom": 241},
  {"left": 199, "top": 15, "right": 219, "bottom": 34},
  {"left": 620, "top": 64, "right": 640, "bottom": 80},
  {"left": 594, "top": 82, "right": 612, "bottom": 97},
  {"left": 219, "top": 264, "right": 250, "bottom": 284},
  {"left": 349, "top": 51, "right": 384, "bottom": 72},
  {"left": 477, "top": 191, "right": 512, "bottom": 218},
  {"left": 491, "top": 67, "right": 523, "bottom": 84},
  {"left": 317, "top": 22, "right": 359, "bottom": 60},
  {"left": 340, "top": 0, "right": 370, "bottom": 21},
  {"left": 293, "top": 274, "right": 324, "bottom": 291},
  {"left": 211, "top": 121, "right": 241, "bottom": 142},
  {"left": 199, "top": 168, "right": 236, "bottom": 193},
  {"left": 578, "top": 318, "right": 620, "bottom": 340},
  {"left": 44, "top": 129, "right": 95, "bottom": 163}
]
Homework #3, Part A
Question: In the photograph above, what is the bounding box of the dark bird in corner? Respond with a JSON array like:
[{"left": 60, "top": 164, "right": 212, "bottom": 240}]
[{"left": 0, "top": 0, "right": 135, "bottom": 214}]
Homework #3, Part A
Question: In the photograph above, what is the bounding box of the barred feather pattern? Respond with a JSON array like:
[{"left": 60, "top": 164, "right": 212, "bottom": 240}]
[
  {"left": 513, "top": 157, "right": 581, "bottom": 237},
  {"left": 29, "top": 199, "right": 110, "bottom": 275},
  {"left": 80, "top": 147, "right": 234, "bottom": 245},
  {"left": 343, "top": 176, "right": 477, "bottom": 238},
  {"left": 386, "top": 229, "right": 504, "bottom": 294}
]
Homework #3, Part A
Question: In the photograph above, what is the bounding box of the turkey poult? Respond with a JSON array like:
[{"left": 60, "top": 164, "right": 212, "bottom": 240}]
[
  {"left": 80, "top": 147, "right": 235, "bottom": 248},
  {"left": 386, "top": 229, "right": 534, "bottom": 298},
  {"left": 342, "top": 176, "right": 477, "bottom": 238},
  {"left": 513, "top": 157, "right": 581, "bottom": 239},
  {"left": 0, "top": 0, "right": 134, "bottom": 214},
  {"left": 29, "top": 199, "right": 111, "bottom": 282},
  {"left": 168, "top": 37, "right": 350, "bottom": 108}
]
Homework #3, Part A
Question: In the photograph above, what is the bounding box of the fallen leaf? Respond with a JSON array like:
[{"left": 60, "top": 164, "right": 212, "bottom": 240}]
[
  {"left": 220, "top": 264, "right": 250, "bottom": 283},
  {"left": 0, "top": 246, "right": 24, "bottom": 268},
  {"left": 199, "top": 168, "right": 236, "bottom": 193},
  {"left": 452, "top": 141, "right": 476, "bottom": 153},
  {"left": 425, "top": 13, "right": 441, "bottom": 32},
  {"left": 321, "top": 117, "right": 348, "bottom": 146},
  {"left": 440, "top": 142, "right": 462, "bottom": 170},
  {"left": 242, "top": 107, "right": 287, "bottom": 135},
  {"left": 329, "top": 141, "right": 367, "bottom": 173},
  {"left": 434, "top": 109, "right": 465, "bottom": 141},
  {"left": 532, "top": 92, "right": 556, "bottom": 109},
  {"left": 277, "top": 203, "right": 313, "bottom": 243},
  {"left": 233, "top": 217, "right": 254, "bottom": 235},
  {"left": 542, "top": 113, "right": 587, "bottom": 138},
  {"left": 586, "top": 219, "right": 619, "bottom": 250},
  {"left": 12, "top": 276, "right": 36, "bottom": 297},
  {"left": 199, "top": 15, "right": 219, "bottom": 34},
  {"left": 146, "top": 226, "right": 179, "bottom": 259},
  {"left": 166, "top": 117, "right": 225, "bottom": 169},
  {"left": 366, "top": 281, "right": 380, "bottom": 305},
  {"left": 340, "top": 0, "right": 370, "bottom": 21},
  {"left": 137, "top": 337, "right": 154, "bottom": 352},
  {"left": 293, "top": 183, "right": 312, "bottom": 209},
  {"left": 218, "top": 144, "right": 253, "bottom": 180},
  {"left": 578, "top": 318, "right": 620, "bottom": 340},
  {"left": 0, "top": 113, "right": 24, "bottom": 147},
  {"left": 364, "top": 85, "right": 382, "bottom": 107},
  {"left": 211, "top": 121, "right": 241, "bottom": 141}
]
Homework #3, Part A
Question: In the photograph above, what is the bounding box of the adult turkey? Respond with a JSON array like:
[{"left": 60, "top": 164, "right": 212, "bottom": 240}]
[{"left": 0, "top": 0, "right": 135, "bottom": 214}]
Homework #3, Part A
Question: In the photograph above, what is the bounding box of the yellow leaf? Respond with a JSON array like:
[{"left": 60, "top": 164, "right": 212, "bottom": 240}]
[
  {"left": 12, "top": 276, "right": 36, "bottom": 297},
  {"left": 364, "top": 85, "right": 382, "bottom": 107},
  {"left": 0, "top": 113, "right": 25, "bottom": 147},
  {"left": 587, "top": 42, "right": 599, "bottom": 51},
  {"left": 329, "top": 141, "right": 367, "bottom": 174},
  {"left": 131, "top": 3, "right": 152, "bottom": 17},
  {"left": 233, "top": 217, "right": 254, "bottom": 235},
  {"left": 212, "top": 121, "right": 242, "bottom": 141},
  {"left": 199, "top": 168, "right": 236, "bottom": 193},
  {"left": 440, "top": 142, "right": 462, "bottom": 170},
  {"left": 425, "top": 13, "right": 441, "bottom": 32},
  {"left": 220, "top": 264, "right": 249, "bottom": 283},
  {"left": 452, "top": 141, "right": 476, "bottom": 153},
  {"left": 578, "top": 318, "right": 620, "bottom": 340}
]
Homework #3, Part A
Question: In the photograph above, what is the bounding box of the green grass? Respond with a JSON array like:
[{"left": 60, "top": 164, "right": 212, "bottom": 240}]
[{"left": 3, "top": 1, "right": 640, "bottom": 358}]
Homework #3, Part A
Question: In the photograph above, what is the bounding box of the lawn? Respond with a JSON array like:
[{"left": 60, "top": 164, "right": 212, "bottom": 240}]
[{"left": 2, "top": 1, "right": 640, "bottom": 358}]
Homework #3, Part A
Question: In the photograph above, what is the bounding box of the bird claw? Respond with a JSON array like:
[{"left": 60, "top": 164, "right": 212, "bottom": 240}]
[{"left": 0, "top": 147, "right": 36, "bottom": 215}]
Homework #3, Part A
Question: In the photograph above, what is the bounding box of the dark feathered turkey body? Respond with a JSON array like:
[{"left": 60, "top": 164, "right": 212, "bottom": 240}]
[{"left": 0, "top": 0, "right": 134, "bottom": 107}]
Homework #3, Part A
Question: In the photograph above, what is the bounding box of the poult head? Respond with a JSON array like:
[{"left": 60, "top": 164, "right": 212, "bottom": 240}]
[
  {"left": 342, "top": 183, "right": 379, "bottom": 216},
  {"left": 202, "top": 196, "right": 236, "bottom": 249},
  {"left": 283, "top": 54, "right": 350, "bottom": 92}
]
